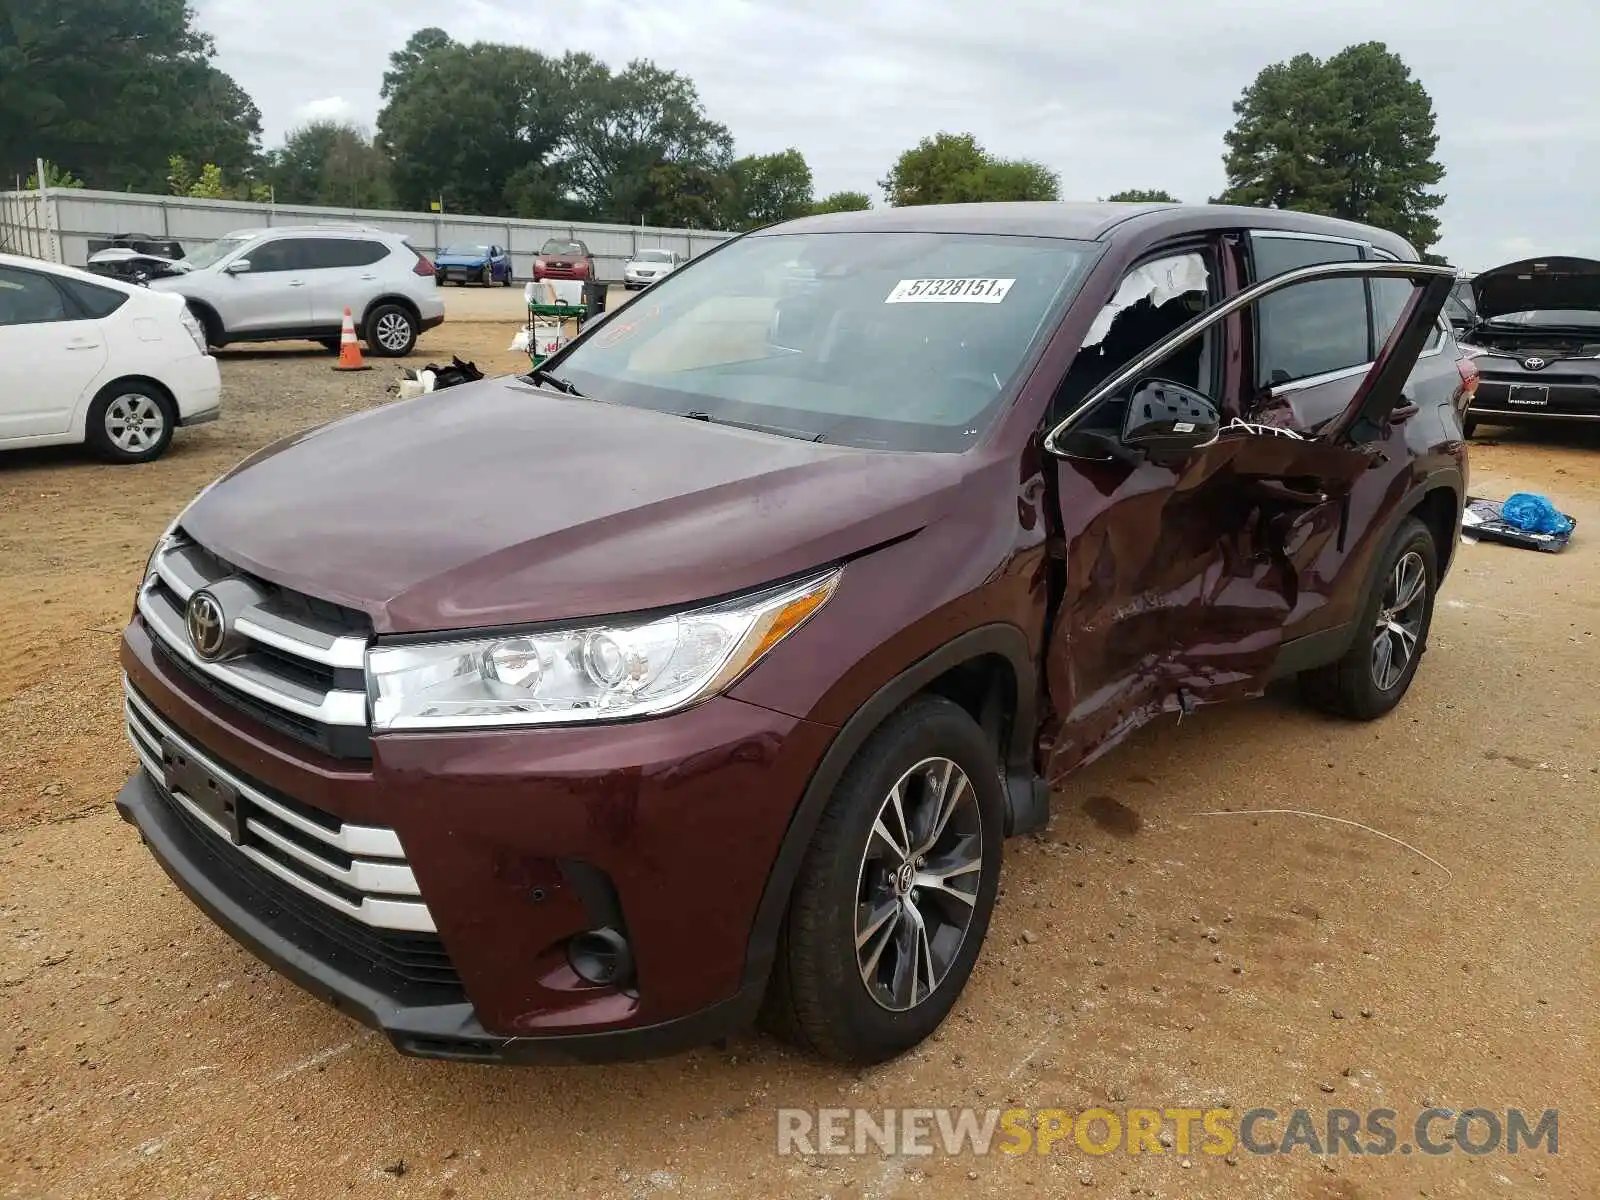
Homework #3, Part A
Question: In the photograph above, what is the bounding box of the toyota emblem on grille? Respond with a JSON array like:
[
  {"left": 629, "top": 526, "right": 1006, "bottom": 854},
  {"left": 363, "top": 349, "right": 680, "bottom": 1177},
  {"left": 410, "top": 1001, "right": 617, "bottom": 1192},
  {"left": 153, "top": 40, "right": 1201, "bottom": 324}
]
[
  {"left": 185, "top": 591, "right": 228, "bottom": 660},
  {"left": 1524, "top": 356, "right": 1547, "bottom": 371}
]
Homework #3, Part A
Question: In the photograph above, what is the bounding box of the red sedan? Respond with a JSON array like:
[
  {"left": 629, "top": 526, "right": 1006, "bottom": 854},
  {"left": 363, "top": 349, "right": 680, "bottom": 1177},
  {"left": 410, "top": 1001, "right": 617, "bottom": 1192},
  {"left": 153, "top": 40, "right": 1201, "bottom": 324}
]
[{"left": 532, "top": 238, "right": 595, "bottom": 282}]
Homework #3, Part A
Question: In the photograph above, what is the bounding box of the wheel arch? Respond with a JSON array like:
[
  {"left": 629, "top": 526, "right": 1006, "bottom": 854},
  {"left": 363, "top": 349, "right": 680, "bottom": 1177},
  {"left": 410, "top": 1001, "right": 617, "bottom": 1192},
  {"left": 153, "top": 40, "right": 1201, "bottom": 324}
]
[
  {"left": 184, "top": 298, "right": 225, "bottom": 346},
  {"left": 1272, "top": 467, "right": 1463, "bottom": 678},
  {"left": 80, "top": 374, "right": 178, "bottom": 435},
  {"left": 741, "top": 624, "right": 1045, "bottom": 992},
  {"left": 361, "top": 293, "right": 421, "bottom": 329}
]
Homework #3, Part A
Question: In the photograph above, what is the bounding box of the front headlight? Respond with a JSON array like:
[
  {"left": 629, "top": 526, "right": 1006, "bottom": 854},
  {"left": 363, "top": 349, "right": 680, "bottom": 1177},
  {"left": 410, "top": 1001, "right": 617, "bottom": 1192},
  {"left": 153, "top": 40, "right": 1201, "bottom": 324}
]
[{"left": 366, "top": 568, "right": 841, "bottom": 731}]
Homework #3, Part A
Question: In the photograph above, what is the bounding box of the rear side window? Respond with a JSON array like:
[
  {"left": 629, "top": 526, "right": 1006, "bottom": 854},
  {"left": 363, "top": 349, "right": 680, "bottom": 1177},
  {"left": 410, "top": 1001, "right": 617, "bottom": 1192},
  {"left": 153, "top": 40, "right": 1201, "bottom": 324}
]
[
  {"left": 1371, "top": 276, "right": 1443, "bottom": 354},
  {"left": 55, "top": 275, "right": 129, "bottom": 319},
  {"left": 0, "top": 266, "right": 70, "bottom": 325},
  {"left": 297, "top": 238, "right": 390, "bottom": 269},
  {"left": 1250, "top": 234, "right": 1368, "bottom": 387}
]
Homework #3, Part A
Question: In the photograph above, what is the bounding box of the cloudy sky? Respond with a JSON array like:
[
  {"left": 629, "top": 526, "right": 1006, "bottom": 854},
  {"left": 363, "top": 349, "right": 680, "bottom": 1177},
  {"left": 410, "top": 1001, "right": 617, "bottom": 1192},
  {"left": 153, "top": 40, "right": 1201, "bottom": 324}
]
[{"left": 194, "top": 0, "right": 1598, "bottom": 270}]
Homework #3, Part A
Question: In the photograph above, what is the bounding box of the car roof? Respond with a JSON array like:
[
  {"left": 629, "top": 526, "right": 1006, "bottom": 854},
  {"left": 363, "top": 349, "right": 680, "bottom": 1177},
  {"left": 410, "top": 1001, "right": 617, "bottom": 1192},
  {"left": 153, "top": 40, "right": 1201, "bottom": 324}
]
[
  {"left": 0, "top": 251, "right": 140, "bottom": 295},
  {"left": 764, "top": 201, "right": 1418, "bottom": 258},
  {"left": 225, "top": 224, "right": 395, "bottom": 240}
]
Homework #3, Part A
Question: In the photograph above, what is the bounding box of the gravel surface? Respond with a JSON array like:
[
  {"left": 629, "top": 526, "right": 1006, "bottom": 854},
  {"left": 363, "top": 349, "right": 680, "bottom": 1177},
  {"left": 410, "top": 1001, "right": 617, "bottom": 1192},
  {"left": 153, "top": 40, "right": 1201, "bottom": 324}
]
[{"left": 1, "top": 335, "right": 1596, "bottom": 1199}]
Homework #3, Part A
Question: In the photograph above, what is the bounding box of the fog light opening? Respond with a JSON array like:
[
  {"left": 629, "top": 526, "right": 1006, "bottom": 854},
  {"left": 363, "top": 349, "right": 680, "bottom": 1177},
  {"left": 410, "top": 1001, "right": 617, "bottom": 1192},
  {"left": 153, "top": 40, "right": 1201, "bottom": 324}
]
[{"left": 568, "top": 926, "right": 634, "bottom": 987}]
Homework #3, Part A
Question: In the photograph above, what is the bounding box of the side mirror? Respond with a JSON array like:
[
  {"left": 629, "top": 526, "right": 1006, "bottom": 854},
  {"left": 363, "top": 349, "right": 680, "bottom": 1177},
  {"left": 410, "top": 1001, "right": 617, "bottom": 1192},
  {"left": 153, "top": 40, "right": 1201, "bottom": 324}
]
[
  {"left": 224, "top": 259, "right": 252, "bottom": 275},
  {"left": 1120, "top": 379, "right": 1220, "bottom": 454}
]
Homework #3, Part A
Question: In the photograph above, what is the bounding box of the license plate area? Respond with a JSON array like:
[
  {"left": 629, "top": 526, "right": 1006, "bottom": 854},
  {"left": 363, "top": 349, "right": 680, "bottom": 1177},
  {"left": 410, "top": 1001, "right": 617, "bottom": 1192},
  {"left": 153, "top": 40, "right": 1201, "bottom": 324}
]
[
  {"left": 1508, "top": 385, "right": 1549, "bottom": 408},
  {"left": 160, "top": 738, "right": 246, "bottom": 845}
]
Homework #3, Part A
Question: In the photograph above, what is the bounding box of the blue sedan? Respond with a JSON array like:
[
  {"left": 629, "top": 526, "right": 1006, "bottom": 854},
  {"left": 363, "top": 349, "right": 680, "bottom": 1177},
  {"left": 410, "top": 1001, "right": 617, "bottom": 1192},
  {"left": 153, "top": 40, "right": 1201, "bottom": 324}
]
[{"left": 434, "top": 243, "right": 513, "bottom": 287}]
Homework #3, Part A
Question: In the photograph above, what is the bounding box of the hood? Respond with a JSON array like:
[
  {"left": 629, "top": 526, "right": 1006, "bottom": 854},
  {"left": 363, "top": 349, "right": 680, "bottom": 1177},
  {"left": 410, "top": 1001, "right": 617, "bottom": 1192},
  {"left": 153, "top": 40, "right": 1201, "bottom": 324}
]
[
  {"left": 1471, "top": 257, "right": 1600, "bottom": 321},
  {"left": 178, "top": 377, "right": 964, "bottom": 634},
  {"left": 435, "top": 252, "right": 490, "bottom": 266}
]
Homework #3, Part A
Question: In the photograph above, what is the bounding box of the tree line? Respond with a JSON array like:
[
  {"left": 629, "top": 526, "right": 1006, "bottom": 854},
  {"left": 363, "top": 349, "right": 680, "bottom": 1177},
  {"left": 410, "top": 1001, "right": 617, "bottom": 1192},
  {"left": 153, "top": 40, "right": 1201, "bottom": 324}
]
[{"left": 3, "top": 2, "right": 1446, "bottom": 252}]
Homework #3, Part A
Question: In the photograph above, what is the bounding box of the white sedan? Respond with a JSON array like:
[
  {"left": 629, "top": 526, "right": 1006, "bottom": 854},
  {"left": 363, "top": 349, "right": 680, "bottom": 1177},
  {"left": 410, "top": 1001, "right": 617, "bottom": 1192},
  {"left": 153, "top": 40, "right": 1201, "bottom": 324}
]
[
  {"left": 622, "top": 248, "right": 682, "bottom": 290},
  {"left": 0, "top": 252, "right": 221, "bottom": 464}
]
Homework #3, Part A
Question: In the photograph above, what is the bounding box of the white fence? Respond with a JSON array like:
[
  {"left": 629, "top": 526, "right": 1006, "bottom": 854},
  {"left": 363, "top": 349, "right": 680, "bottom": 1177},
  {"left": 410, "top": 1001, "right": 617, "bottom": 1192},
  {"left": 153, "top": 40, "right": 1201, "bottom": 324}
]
[{"left": 0, "top": 188, "right": 735, "bottom": 282}]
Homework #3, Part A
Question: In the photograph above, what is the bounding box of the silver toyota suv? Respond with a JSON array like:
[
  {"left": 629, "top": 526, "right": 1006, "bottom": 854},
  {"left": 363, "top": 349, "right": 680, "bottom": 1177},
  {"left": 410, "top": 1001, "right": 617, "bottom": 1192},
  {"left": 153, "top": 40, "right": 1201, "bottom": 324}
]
[{"left": 146, "top": 224, "right": 445, "bottom": 356}]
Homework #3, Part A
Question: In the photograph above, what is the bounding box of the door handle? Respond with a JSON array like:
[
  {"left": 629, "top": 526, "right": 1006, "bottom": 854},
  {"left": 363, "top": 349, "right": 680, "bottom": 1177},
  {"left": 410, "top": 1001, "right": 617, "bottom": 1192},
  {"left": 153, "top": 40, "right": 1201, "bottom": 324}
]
[
  {"left": 1389, "top": 398, "right": 1419, "bottom": 424},
  {"left": 360, "top": 274, "right": 378, "bottom": 281},
  {"left": 1249, "top": 478, "right": 1328, "bottom": 506},
  {"left": 65, "top": 339, "right": 101, "bottom": 351},
  {"left": 287, "top": 280, "right": 306, "bottom": 287}
]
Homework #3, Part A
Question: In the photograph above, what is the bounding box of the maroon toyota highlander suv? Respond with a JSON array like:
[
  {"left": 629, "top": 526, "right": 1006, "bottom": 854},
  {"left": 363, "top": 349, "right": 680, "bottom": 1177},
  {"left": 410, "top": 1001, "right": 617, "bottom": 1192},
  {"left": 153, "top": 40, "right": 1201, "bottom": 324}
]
[{"left": 116, "top": 203, "right": 1471, "bottom": 1066}]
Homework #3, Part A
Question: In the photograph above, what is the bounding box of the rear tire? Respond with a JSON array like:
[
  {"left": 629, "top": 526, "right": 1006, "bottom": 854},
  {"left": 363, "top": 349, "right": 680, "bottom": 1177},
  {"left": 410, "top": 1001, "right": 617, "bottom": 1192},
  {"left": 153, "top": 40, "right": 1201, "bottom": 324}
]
[
  {"left": 1300, "top": 515, "right": 1437, "bottom": 720},
  {"left": 86, "top": 381, "right": 175, "bottom": 464},
  {"left": 761, "top": 696, "right": 1005, "bottom": 1064},
  {"left": 365, "top": 304, "right": 418, "bottom": 357}
]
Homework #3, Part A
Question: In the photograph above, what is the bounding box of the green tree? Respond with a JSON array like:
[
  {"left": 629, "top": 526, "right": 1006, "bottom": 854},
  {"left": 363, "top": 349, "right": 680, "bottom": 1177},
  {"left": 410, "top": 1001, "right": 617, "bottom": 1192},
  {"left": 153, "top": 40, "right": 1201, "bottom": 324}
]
[
  {"left": 633, "top": 160, "right": 731, "bottom": 228},
  {"left": 167, "top": 155, "right": 269, "bottom": 202},
  {"left": 376, "top": 29, "right": 566, "bottom": 215},
  {"left": 1217, "top": 42, "right": 1445, "bottom": 253},
  {"left": 1103, "top": 188, "right": 1178, "bottom": 203},
  {"left": 24, "top": 161, "right": 84, "bottom": 189},
  {"left": 725, "top": 149, "right": 814, "bottom": 229},
  {"left": 880, "top": 133, "right": 1059, "bottom": 206},
  {"left": 560, "top": 55, "right": 734, "bottom": 224},
  {"left": 811, "top": 190, "right": 872, "bottom": 214},
  {"left": 264, "top": 122, "right": 394, "bottom": 209},
  {"left": 0, "top": 0, "right": 261, "bottom": 191}
]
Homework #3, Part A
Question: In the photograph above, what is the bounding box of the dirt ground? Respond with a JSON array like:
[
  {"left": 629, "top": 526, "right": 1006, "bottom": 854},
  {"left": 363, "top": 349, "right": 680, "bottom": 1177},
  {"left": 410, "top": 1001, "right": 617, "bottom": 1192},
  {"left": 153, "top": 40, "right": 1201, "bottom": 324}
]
[{"left": 2, "top": 299, "right": 1597, "bottom": 1199}]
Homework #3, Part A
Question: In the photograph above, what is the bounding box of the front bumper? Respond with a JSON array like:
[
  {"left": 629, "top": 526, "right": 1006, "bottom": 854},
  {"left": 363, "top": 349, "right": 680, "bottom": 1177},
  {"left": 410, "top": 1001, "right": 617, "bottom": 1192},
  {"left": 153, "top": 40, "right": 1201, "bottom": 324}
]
[
  {"left": 1470, "top": 363, "right": 1600, "bottom": 423},
  {"left": 118, "top": 618, "right": 835, "bottom": 1060},
  {"left": 436, "top": 264, "right": 493, "bottom": 282},
  {"left": 116, "top": 770, "right": 762, "bottom": 1062},
  {"left": 534, "top": 267, "right": 589, "bottom": 281}
]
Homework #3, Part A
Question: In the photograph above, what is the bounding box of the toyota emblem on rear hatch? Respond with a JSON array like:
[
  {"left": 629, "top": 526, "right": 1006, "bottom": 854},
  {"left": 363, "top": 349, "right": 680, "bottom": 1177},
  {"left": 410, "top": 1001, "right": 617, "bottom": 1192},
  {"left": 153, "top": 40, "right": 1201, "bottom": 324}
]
[
  {"left": 185, "top": 591, "right": 227, "bottom": 661},
  {"left": 1524, "top": 356, "right": 1547, "bottom": 371}
]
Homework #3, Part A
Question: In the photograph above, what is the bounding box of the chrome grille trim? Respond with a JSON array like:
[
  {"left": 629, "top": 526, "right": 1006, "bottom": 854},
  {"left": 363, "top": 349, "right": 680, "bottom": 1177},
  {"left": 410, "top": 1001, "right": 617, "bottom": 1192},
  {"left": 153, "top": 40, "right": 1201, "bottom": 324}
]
[
  {"left": 154, "top": 541, "right": 368, "bottom": 669},
  {"left": 137, "top": 582, "right": 369, "bottom": 727},
  {"left": 123, "top": 678, "right": 434, "bottom": 933}
]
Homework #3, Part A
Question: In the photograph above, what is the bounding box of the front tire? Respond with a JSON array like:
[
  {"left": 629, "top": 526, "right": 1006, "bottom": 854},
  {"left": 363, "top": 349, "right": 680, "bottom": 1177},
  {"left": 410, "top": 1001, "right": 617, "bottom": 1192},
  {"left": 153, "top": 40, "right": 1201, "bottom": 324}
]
[
  {"left": 365, "top": 304, "right": 418, "bottom": 357},
  {"left": 86, "top": 381, "right": 175, "bottom": 464},
  {"left": 1300, "top": 515, "right": 1438, "bottom": 720},
  {"left": 763, "top": 696, "right": 1005, "bottom": 1064}
]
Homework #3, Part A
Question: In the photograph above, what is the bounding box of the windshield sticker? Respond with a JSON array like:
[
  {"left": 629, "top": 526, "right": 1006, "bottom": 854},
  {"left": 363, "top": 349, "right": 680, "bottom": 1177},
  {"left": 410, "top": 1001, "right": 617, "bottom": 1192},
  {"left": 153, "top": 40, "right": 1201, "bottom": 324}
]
[{"left": 885, "top": 278, "right": 1016, "bottom": 305}]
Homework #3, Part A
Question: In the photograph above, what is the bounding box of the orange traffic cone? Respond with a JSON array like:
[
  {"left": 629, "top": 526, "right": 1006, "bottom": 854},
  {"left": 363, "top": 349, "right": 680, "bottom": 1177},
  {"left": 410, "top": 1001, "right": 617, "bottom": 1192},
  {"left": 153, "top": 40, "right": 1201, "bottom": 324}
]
[{"left": 333, "top": 307, "right": 371, "bottom": 372}]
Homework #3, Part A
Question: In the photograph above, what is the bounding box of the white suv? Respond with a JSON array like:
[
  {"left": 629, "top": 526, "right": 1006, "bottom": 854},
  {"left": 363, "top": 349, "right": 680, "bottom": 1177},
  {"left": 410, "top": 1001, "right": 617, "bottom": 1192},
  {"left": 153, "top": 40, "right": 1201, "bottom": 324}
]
[{"left": 146, "top": 225, "right": 445, "bottom": 356}]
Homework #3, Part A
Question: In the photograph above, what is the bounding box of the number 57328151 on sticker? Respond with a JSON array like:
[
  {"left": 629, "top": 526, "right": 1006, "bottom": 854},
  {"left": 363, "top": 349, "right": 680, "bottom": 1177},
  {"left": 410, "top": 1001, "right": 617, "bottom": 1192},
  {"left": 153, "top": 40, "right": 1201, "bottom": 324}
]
[{"left": 885, "top": 277, "right": 1016, "bottom": 304}]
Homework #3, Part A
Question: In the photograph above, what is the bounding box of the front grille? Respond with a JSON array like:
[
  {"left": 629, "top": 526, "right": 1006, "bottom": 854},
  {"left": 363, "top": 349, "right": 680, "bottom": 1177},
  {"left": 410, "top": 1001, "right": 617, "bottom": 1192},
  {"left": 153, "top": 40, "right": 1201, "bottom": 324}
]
[
  {"left": 139, "top": 529, "right": 372, "bottom": 759},
  {"left": 123, "top": 677, "right": 434, "bottom": 935},
  {"left": 146, "top": 767, "right": 462, "bottom": 1000}
]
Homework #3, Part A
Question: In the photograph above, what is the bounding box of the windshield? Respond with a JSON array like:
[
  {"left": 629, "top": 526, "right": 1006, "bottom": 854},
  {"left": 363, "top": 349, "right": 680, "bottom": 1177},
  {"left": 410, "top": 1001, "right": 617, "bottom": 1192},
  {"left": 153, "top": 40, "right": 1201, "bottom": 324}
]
[
  {"left": 444, "top": 244, "right": 491, "bottom": 256},
  {"left": 184, "top": 236, "right": 249, "bottom": 271},
  {"left": 637, "top": 250, "right": 673, "bottom": 263},
  {"left": 542, "top": 240, "right": 584, "bottom": 256},
  {"left": 557, "top": 231, "right": 1098, "bottom": 451},
  {"left": 1483, "top": 308, "right": 1600, "bottom": 329}
]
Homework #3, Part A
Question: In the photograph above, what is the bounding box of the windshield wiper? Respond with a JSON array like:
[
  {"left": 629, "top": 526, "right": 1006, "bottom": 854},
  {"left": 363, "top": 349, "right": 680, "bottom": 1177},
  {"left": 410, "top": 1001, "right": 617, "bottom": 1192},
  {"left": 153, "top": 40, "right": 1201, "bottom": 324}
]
[{"left": 526, "top": 367, "right": 586, "bottom": 397}]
